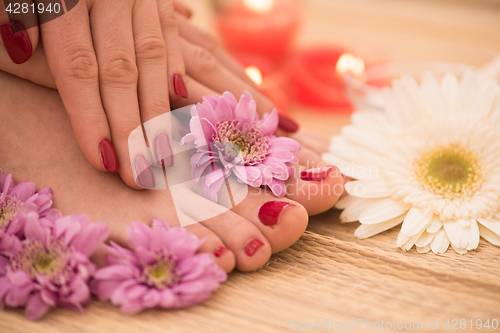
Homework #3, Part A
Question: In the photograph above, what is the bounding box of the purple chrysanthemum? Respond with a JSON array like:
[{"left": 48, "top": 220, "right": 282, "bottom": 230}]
[
  {"left": 180, "top": 91, "right": 301, "bottom": 202},
  {"left": 0, "top": 169, "right": 60, "bottom": 258},
  {"left": 91, "top": 220, "right": 226, "bottom": 314},
  {"left": 0, "top": 215, "right": 109, "bottom": 320}
]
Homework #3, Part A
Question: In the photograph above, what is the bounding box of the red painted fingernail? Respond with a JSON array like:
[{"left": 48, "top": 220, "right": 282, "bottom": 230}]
[
  {"left": 134, "top": 155, "right": 156, "bottom": 188},
  {"left": 300, "top": 166, "right": 336, "bottom": 181},
  {"left": 173, "top": 74, "right": 188, "bottom": 98},
  {"left": 214, "top": 246, "right": 229, "bottom": 258},
  {"left": 0, "top": 21, "right": 32, "bottom": 64},
  {"left": 278, "top": 114, "right": 299, "bottom": 133},
  {"left": 258, "top": 201, "right": 293, "bottom": 227},
  {"left": 98, "top": 139, "right": 119, "bottom": 173},
  {"left": 245, "top": 239, "right": 264, "bottom": 257}
]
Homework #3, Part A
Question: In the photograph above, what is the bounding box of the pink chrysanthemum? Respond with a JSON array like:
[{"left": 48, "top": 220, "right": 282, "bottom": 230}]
[
  {"left": 181, "top": 91, "right": 301, "bottom": 202},
  {"left": 0, "top": 169, "right": 60, "bottom": 257},
  {"left": 91, "top": 220, "right": 226, "bottom": 314},
  {"left": 0, "top": 215, "right": 109, "bottom": 320}
]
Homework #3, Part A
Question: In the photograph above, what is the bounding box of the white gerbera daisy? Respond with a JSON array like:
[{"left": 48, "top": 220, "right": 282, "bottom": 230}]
[{"left": 323, "top": 71, "right": 500, "bottom": 254}]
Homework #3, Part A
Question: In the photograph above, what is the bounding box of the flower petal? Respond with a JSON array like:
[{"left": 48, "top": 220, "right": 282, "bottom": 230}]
[
  {"left": 478, "top": 224, "right": 500, "bottom": 246},
  {"left": 354, "top": 214, "right": 404, "bottom": 239},
  {"left": 426, "top": 216, "right": 443, "bottom": 234},
  {"left": 70, "top": 221, "right": 109, "bottom": 257},
  {"left": 400, "top": 208, "right": 433, "bottom": 237},
  {"left": 466, "top": 220, "right": 480, "bottom": 250},
  {"left": 25, "top": 292, "right": 52, "bottom": 321},
  {"left": 24, "top": 215, "right": 47, "bottom": 242},
  {"left": 344, "top": 179, "right": 390, "bottom": 198},
  {"left": 270, "top": 137, "right": 301, "bottom": 153},
  {"left": 259, "top": 109, "right": 279, "bottom": 137},
  {"left": 430, "top": 228, "right": 450, "bottom": 254},
  {"left": 415, "top": 231, "right": 437, "bottom": 248},
  {"left": 338, "top": 197, "right": 381, "bottom": 223},
  {"left": 214, "top": 94, "right": 234, "bottom": 121},
  {"left": 359, "top": 198, "right": 409, "bottom": 225},
  {"left": 2, "top": 173, "right": 15, "bottom": 195},
  {"left": 126, "top": 221, "right": 152, "bottom": 252},
  {"left": 477, "top": 218, "right": 500, "bottom": 235},
  {"left": 421, "top": 71, "right": 447, "bottom": 117},
  {"left": 9, "top": 181, "right": 37, "bottom": 201},
  {"left": 443, "top": 220, "right": 469, "bottom": 249}
]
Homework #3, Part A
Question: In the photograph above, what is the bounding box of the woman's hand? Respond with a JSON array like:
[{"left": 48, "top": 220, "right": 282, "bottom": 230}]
[
  {"left": 0, "top": 0, "right": 187, "bottom": 189},
  {"left": 0, "top": 2, "right": 328, "bottom": 162}
]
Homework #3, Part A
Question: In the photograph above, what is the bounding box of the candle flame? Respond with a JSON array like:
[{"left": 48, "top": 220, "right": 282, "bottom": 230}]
[
  {"left": 244, "top": 0, "right": 274, "bottom": 14},
  {"left": 336, "top": 53, "right": 365, "bottom": 76},
  {"left": 245, "top": 66, "right": 263, "bottom": 86}
]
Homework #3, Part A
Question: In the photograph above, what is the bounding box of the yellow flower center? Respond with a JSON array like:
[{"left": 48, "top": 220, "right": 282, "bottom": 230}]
[
  {"left": 142, "top": 258, "right": 179, "bottom": 289},
  {"left": 12, "top": 238, "right": 73, "bottom": 284},
  {"left": 415, "top": 144, "right": 482, "bottom": 197},
  {"left": 34, "top": 253, "right": 56, "bottom": 273},
  {"left": 0, "top": 196, "right": 19, "bottom": 232}
]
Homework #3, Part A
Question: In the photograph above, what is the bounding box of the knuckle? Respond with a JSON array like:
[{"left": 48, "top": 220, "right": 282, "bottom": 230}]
[
  {"left": 198, "top": 29, "right": 217, "bottom": 52},
  {"left": 135, "top": 35, "right": 167, "bottom": 62},
  {"left": 159, "top": 2, "right": 178, "bottom": 30},
  {"left": 60, "top": 47, "right": 99, "bottom": 81},
  {"left": 191, "top": 45, "right": 217, "bottom": 77},
  {"left": 100, "top": 50, "right": 138, "bottom": 85},
  {"left": 145, "top": 97, "right": 170, "bottom": 118},
  {"left": 112, "top": 117, "right": 141, "bottom": 142}
]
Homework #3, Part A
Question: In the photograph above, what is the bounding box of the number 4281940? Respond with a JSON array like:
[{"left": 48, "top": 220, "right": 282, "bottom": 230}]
[
  {"left": 444, "top": 319, "right": 498, "bottom": 330},
  {"left": 6, "top": 2, "right": 61, "bottom": 14}
]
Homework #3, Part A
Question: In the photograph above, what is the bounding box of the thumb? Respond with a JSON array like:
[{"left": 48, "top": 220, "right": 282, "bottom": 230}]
[{"left": 0, "top": 0, "right": 39, "bottom": 64}]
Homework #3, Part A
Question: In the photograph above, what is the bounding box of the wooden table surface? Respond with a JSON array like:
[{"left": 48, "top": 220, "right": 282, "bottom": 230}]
[{"left": 1, "top": 0, "right": 500, "bottom": 332}]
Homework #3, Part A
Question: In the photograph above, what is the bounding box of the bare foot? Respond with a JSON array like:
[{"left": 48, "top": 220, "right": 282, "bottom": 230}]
[{"left": 0, "top": 72, "right": 343, "bottom": 272}]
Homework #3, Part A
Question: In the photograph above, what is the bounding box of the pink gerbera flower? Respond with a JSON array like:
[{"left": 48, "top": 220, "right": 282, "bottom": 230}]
[
  {"left": 0, "top": 215, "right": 109, "bottom": 320},
  {"left": 91, "top": 220, "right": 226, "bottom": 314},
  {"left": 181, "top": 91, "right": 301, "bottom": 202},
  {"left": 0, "top": 169, "right": 60, "bottom": 257}
]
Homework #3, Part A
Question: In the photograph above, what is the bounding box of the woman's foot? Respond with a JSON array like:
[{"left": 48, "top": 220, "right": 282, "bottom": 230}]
[{"left": 0, "top": 72, "right": 343, "bottom": 272}]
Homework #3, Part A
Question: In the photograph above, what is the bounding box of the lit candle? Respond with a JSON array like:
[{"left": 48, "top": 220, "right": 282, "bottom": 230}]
[
  {"left": 289, "top": 46, "right": 360, "bottom": 111},
  {"left": 215, "top": 0, "right": 301, "bottom": 62},
  {"left": 239, "top": 55, "right": 290, "bottom": 113}
]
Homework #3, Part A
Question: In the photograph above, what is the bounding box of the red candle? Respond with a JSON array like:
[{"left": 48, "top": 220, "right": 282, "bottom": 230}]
[
  {"left": 215, "top": 0, "right": 301, "bottom": 62},
  {"left": 288, "top": 46, "right": 388, "bottom": 112}
]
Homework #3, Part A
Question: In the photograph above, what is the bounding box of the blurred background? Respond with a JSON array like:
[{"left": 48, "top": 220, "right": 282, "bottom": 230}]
[{"left": 184, "top": 0, "right": 500, "bottom": 137}]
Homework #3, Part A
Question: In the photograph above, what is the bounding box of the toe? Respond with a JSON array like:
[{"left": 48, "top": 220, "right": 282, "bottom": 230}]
[
  {"left": 231, "top": 188, "right": 308, "bottom": 253},
  {"left": 285, "top": 163, "right": 344, "bottom": 216},
  {"left": 181, "top": 195, "right": 272, "bottom": 272},
  {"left": 184, "top": 222, "right": 236, "bottom": 274}
]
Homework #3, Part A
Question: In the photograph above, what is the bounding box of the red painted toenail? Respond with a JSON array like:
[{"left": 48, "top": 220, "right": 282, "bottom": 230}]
[
  {"left": 258, "top": 201, "right": 293, "bottom": 227},
  {"left": 245, "top": 239, "right": 264, "bottom": 257},
  {"left": 300, "top": 166, "right": 336, "bottom": 181},
  {"left": 98, "top": 138, "right": 119, "bottom": 173},
  {"left": 214, "top": 246, "right": 229, "bottom": 258}
]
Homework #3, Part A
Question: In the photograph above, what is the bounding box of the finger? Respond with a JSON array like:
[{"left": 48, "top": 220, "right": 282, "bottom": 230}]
[
  {"left": 90, "top": 0, "right": 149, "bottom": 188},
  {"left": 40, "top": 1, "right": 117, "bottom": 174},
  {"left": 173, "top": 0, "right": 192, "bottom": 18},
  {"left": 290, "top": 129, "right": 329, "bottom": 155},
  {"left": 0, "top": 0, "right": 38, "bottom": 64},
  {"left": 176, "top": 13, "right": 254, "bottom": 87},
  {"left": 157, "top": 0, "right": 187, "bottom": 100},
  {"left": 180, "top": 37, "right": 275, "bottom": 114},
  {"left": 133, "top": 0, "right": 175, "bottom": 168},
  {"left": 0, "top": 41, "right": 56, "bottom": 88}
]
